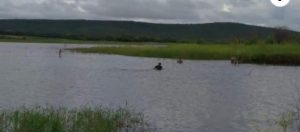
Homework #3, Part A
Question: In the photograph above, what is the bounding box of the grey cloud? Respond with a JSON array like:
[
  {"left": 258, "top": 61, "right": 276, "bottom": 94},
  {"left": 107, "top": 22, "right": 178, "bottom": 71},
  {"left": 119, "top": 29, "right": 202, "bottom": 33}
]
[
  {"left": 84, "top": 0, "right": 213, "bottom": 21},
  {"left": 0, "top": 0, "right": 299, "bottom": 31}
]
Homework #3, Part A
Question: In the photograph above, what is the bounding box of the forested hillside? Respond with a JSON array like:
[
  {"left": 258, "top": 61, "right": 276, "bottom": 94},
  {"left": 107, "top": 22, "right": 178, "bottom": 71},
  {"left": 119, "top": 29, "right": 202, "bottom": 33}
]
[{"left": 0, "top": 19, "right": 299, "bottom": 43}]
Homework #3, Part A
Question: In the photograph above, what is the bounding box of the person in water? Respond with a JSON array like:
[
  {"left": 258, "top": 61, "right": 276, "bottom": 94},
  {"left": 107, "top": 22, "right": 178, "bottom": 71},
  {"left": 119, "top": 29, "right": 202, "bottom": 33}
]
[
  {"left": 59, "top": 49, "right": 62, "bottom": 58},
  {"left": 154, "top": 62, "right": 163, "bottom": 70},
  {"left": 177, "top": 58, "right": 183, "bottom": 64},
  {"left": 231, "top": 56, "right": 238, "bottom": 65}
]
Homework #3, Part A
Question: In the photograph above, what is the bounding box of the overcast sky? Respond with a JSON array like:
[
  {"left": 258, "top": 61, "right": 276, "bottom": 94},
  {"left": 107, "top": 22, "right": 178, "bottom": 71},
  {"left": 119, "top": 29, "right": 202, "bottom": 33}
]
[{"left": 0, "top": 0, "right": 299, "bottom": 31}]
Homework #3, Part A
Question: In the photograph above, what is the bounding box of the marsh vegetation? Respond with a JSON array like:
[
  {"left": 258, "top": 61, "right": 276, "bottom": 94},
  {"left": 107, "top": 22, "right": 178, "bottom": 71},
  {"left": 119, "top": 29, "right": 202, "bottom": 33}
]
[
  {"left": 0, "top": 106, "right": 147, "bottom": 132},
  {"left": 71, "top": 44, "right": 300, "bottom": 66}
]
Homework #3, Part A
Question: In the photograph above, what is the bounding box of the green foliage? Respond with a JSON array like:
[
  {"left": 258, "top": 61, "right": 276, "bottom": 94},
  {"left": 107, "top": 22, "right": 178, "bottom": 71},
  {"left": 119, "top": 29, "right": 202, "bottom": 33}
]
[
  {"left": 1, "top": 20, "right": 300, "bottom": 43},
  {"left": 275, "top": 112, "right": 294, "bottom": 132},
  {"left": 0, "top": 35, "right": 105, "bottom": 44},
  {"left": 71, "top": 44, "right": 300, "bottom": 65},
  {"left": 253, "top": 111, "right": 295, "bottom": 132},
  {"left": 0, "top": 106, "right": 146, "bottom": 132},
  {"left": 265, "top": 35, "right": 275, "bottom": 44}
]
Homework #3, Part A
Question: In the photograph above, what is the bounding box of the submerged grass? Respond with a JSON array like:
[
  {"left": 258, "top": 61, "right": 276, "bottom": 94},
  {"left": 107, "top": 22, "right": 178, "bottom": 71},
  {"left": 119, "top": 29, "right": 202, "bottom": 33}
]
[
  {"left": 71, "top": 44, "right": 300, "bottom": 65},
  {"left": 0, "top": 106, "right": 147, "bottom": 132}
]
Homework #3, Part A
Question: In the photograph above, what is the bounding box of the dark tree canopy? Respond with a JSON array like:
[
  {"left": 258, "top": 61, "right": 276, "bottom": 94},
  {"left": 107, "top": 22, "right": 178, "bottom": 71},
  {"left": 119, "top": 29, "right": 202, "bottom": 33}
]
[
  {"left": 273, "top": 26, "right": 290, "bottom": 44},
  {"left": 0, "top": 20, "right": 299, "bottom": 43}
]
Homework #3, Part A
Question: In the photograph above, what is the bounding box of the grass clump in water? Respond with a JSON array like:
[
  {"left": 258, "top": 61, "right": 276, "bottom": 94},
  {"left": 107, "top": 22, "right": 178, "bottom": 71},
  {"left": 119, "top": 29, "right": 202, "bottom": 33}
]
[{"left": 0, "top": 106, "right": 147, "bottom": 132}]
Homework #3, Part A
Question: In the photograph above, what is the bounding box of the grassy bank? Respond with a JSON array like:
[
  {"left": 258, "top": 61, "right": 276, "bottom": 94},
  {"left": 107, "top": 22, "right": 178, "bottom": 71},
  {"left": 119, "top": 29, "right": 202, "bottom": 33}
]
[
  {"left": 70, "top": 44, "right": 300, "bottom": 65},
  {"left": 0, "top": 106, "right": 146, "bottom": 132}
]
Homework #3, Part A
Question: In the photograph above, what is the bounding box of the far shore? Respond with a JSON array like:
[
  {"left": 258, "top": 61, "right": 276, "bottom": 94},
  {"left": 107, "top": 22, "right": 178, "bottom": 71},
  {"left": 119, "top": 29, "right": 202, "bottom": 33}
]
[
  {"left": 2, "top": 35, "right": 300, "bottom": 66},
  {"left": 0, "top": 35, "right": 166, "bottom": 45}
]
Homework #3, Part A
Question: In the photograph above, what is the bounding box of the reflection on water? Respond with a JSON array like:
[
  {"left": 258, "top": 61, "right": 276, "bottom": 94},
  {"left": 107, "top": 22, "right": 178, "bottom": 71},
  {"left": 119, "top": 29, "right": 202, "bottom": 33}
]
[{"left": 0, "top": 42, "right": 300, "bottom": 132}]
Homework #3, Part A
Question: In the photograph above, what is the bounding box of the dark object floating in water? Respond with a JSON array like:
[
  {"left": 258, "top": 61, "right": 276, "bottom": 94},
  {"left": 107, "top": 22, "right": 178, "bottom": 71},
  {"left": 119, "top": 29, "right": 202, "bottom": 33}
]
[
  {"left": 231, "top": 57, "right": 239, "bottom": 65},
  {"left": 177, "top": 59, "right": 183, "bottom": 64},
  {"left": 154, "top": 62, "right": 163, "bottom": 70},
  {"left": 59, "top": 49, "right": 63, "bottom": 58}
]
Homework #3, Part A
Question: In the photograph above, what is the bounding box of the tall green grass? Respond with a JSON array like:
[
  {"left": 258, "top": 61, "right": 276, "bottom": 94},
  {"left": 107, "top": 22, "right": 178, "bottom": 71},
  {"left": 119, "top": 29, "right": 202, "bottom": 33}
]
[
  {"left": 71, "top": 44, "right": 300, "bottom": 65},
  {"left": 70, "top": 44, "right": 234, "bottom": 59},
  {"left": 235, "top": 44, "right": 300, "bottom": 65},
  {"left": 252, "top": 111, "right": 295, "bottom": 132},
  {"left": 0, "top": 106, "right": 147, "bottom": 132}
]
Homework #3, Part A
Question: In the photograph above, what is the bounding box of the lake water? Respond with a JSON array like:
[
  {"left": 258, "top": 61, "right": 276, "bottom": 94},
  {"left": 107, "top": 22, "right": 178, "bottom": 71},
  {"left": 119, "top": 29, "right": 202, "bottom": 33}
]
[{"left": 1, "top": 42, "right": 300, "bottom": 132}]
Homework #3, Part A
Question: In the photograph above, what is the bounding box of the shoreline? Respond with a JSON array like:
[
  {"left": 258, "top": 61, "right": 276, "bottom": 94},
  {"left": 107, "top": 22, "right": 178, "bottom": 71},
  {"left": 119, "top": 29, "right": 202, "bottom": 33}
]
[
  {"left": 1, "top": 36, "right": 300, "bottom": 66},
  {"left": 0, "top": 35, "right": 168, "bottom": 45},
  {"left": 70, "top": 44, "right": 300, "bottom": 66}
]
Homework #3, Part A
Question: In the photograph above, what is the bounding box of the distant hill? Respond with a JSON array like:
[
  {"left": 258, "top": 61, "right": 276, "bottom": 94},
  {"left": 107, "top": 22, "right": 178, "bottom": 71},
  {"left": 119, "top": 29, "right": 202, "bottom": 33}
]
[{"left": 0, "top": 19, "right": 299, "bottom": 43}]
